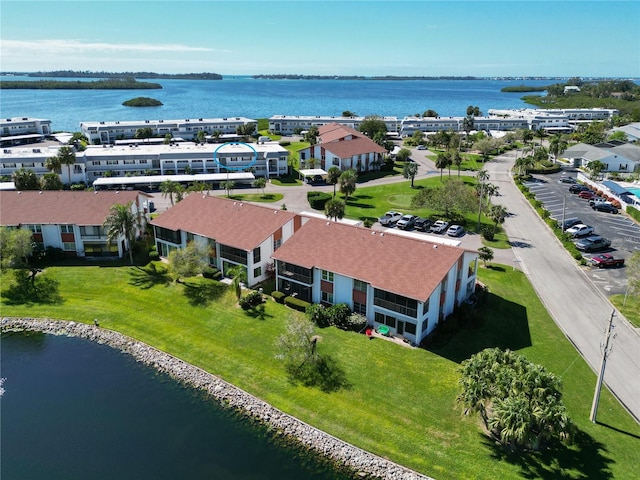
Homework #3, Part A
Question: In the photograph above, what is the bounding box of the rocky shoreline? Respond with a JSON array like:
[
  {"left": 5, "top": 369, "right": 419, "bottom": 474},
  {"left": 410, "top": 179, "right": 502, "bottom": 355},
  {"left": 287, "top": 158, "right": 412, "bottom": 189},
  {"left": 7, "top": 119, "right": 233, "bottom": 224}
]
[{"left": 1, "top": 317, "right": 434, "bottom": 480}]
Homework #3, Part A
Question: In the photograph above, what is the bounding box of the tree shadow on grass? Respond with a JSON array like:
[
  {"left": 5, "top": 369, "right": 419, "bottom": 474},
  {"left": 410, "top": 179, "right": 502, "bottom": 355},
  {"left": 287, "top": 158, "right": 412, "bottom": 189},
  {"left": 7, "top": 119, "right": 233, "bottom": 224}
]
[
  {"left": 287, "top": 354, "right": 351, "bottom": 393},
  {"left": 424, "top": 292, "right": 532, "bottom": 363},
  {"left": 2, "top": 274, "right": 63, "bottom": 306},
  {"left": 480, "top": 429, "right": 614, "bottom": 480},
  {"left": 345, "top": 200, "right": 375, "bottom": 209},
  {"left": 127, "top": 265, "right": 170, "bottom": 290},
  {"left": 182, "top": 280, "right": 226, "bottom": 306}
]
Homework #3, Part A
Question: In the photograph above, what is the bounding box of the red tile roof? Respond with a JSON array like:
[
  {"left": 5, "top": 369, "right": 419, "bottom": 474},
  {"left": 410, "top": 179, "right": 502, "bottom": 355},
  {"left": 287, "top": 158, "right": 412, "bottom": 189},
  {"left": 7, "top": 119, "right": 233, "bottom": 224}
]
[
  {"left": 150, "top": 194, "right": 297, "bottom": 251},
  {"left": 318, "top": 123, "right": 362, "bottom": 143},
  {"left": 272, "top": 219, "right": 470, "bottom": 301},
  {"left": 320, "top": 137, "right": 387, "bottom": 158},
  {"left": 0, "top": 190, "right": 144, "bottom": 226}
]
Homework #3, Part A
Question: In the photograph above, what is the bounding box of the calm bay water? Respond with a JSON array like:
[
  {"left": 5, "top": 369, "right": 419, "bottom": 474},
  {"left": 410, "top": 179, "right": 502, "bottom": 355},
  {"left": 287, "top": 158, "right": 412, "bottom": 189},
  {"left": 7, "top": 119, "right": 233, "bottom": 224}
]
[
  {"left": 0, "top": 332, "right": 351, "bottom": 480},
  {"left": 0, "top": 76, "right": 553, "bottom": 132}
]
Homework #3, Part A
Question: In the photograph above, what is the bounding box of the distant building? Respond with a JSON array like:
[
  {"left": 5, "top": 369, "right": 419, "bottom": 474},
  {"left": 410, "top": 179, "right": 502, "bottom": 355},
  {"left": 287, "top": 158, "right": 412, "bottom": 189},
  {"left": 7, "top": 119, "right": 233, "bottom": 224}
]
[
  {"left": 562, "top": 140, "right": 640, "bottom": 173},
  {"left": 297, "top": 123, "right": 387, "bottom": 172},
  {"left": 1, "top": 117, "right": 52, "bottom": 147},
  {"left": 0, "top": 190, "right": 150, "bottom": 258},
  {"left": 80, "top": 117, "right": 257, "bottom": 144},
  {"left": 269, "top": 115, "right": 399, "bottom": 135}
]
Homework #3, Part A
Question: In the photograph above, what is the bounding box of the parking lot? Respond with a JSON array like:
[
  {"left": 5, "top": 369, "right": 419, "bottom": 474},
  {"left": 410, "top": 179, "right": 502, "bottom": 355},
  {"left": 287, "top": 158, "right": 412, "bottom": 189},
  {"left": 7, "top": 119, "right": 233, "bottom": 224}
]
[{"left": 524, "top": 168, "right": 640, "bottom": 296}]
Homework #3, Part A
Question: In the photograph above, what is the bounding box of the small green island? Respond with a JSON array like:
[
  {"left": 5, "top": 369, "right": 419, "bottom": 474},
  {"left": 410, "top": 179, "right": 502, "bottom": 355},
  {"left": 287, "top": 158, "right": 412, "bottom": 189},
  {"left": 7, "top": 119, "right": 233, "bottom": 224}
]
[
  {"left": 122, "top": 97, "right": 163, "bottom": 107},
  {"left": 0, "top": 78, "right": 162, "bottom": 89}
]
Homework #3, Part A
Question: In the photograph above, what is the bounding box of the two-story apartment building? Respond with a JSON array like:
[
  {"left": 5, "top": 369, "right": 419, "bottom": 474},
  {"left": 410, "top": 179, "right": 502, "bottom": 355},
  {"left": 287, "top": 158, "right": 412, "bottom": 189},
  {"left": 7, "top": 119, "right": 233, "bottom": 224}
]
[
  {"left": 269, "top": 115, "right": 400, "bottom": 136},
  {"left": 150, "top": 194, "right": 303, "bottom": 287},
  {"left": 297, "top": 123, "right": 387, "bottom": 172},
  {"left": 0, "top": 190, "right": 149, "bottom": 258},
  {"left": 1, "top": 117, "right": 52, "bottom": 147},
  {"left": 272, "top": 219, "right": 478, "bottom": 345},
  {"left": 80, "top": 117, "right": 257, "bottom": 144}
]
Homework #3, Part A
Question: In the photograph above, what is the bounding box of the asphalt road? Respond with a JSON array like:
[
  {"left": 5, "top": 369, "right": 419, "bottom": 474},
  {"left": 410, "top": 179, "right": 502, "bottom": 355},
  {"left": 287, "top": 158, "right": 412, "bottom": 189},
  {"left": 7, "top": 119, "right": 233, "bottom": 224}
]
[{"left": 484, "top": 151, "right": 640, "bottom": 423}]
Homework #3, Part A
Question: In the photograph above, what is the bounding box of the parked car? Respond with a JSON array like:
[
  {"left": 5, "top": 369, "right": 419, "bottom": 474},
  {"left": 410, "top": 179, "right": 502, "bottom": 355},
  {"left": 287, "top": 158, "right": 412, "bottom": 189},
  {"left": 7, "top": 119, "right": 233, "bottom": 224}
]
[
  {"left": 416, "top": 145, "right": 427, "bottom": 150},
  {"left": 569, "top": 184, "right": 590, "bottom": 194},
  {"left": 575, "top": 235, "right": 611, "bottom": 252},
  {"left": 565, "top": 224, "right": 595, "bottom": 238},
  {"left": 414, "top": 217, "right": 432, "bottom": 232},
  {"left": 559, "top": 176, "right": 577, "bottom": 184},
  {"left": 590, "top": 254, "right": 625, "bottom": 268},
  {"left": 430, "top": 220, "right": 450, "bottom": 234},
  {"left": 379, "top": 211, "right": 403, "bottom": 226},
  {"left": 592, "top": 203, "right": 618, "bottom": 214},
  {"left": 578, "top": 190, "right": 597, "bottom": 200},
  {"left": 589, "top": 198, "right": 609, "bottom": 207},
  {"left": 396, "top": 214, "right": 418, "bottom": 230},
  {"left": 562, "top": 217, "right": 582, "bottom": 230},
  {"left": 446, "top": 225, "right": 465, "bottom": 237}
]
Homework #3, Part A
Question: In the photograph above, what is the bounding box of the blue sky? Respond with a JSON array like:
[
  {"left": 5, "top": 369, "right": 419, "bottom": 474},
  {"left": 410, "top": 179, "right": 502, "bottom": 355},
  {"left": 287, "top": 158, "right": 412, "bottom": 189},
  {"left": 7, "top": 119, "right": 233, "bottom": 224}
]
[{"left": 1, "top": 0, "right": 638, "bottom": 77}]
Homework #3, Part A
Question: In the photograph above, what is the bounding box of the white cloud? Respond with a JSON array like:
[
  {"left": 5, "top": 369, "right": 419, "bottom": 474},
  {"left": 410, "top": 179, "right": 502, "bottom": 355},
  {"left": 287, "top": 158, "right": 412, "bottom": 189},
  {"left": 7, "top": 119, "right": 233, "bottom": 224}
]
[{"left": 1, "top": 39, "right": 218, "bottom": 55}]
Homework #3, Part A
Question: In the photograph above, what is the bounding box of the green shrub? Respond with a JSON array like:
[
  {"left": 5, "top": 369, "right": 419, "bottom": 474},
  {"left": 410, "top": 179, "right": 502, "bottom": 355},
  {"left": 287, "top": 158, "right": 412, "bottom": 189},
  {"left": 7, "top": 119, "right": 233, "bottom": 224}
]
[
  {"left": 285, "top": 296, "right": 311, "bottom": 312},
  {"left": 481, "top": 226, "right": 495, "bottom": 241},
  {"left": 307, "top": 303, "right": 330, "bottom": 327},
  {"left": 329, "top": 303, "right": 355, "bottom": 329},
  {"left": 271, "top": 291, "right": 286, "bottom": 303},
  {"left": 308, "top": 192, "right": 332, "bottom": 210},
  {"left": 202, "top": 266, "right": 220, "bottom": 279},
  {"left": 362, "top": 218, "right": 373, "bottom": 228},
  {"left": 278, "top": 140, "right": 291, "bottom": 147},
  {"left": 628, "top": 206, "right": 640, "bottom": 222},
  {"left": 149, "top": 250, "right": 160, "bottom": 261},
  {"left": 239, "top": 290, "right": 265, "bottom": 311}
]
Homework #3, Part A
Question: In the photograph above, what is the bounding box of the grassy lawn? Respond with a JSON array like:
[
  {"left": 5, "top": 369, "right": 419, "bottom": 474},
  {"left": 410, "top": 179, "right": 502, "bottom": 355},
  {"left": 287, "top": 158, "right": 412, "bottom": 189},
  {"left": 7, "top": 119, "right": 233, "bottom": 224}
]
[
  {"left": 426, "top": 149, "right": 487, "bottom": 172},
  {"left": 339, "top": 175, "right": 502, "bottom": 236},
  {"left": 609, "top": 293, "right": 640, "bottom": 328},
  {"left": 2, "top": 262, "right": 638, "bottom": 480}
]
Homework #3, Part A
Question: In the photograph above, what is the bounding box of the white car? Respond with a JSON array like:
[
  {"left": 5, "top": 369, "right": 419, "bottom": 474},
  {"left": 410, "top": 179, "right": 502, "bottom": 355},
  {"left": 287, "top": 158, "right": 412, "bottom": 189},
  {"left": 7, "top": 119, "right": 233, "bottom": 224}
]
[
  {"left": 446, "top": 225, "right": 465, "bottom": 237},
  {"left": 566, "top": 223, "right": 595, "bottom": 238},
  {"left": 416, "top": 145, "right": 427, "bottom": 150},
  {"left": 429, "top": 220, "right": 450, "bottom": 234}
]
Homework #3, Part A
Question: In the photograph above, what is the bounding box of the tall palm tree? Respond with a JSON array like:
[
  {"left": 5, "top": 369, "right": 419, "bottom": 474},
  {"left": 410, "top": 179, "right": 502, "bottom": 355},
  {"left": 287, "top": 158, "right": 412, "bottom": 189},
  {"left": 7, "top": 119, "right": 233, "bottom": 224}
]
[
  {"left": 435, "top": 152, "right": 451, "bottom": 181},
  {"left": 57, "top": 145, "right": 76, "bottom": 185},
  {"left": 403, "top": 162, "right": 419, "bottom": 188},
  {"left": 548, "top": 133, "right": 568, "bottom": 161},
  {"left": 103, "top": 202, "right": 136, "bottom": 264},
  {"left": 326, "top": 166, "right": 341, "bottom": 197},
  {"left": 228, "top": 265, "right": 246, "bottom": 302},
  {"left": 253, "top": 177, "right": 267, "bottom": 196},
  {"left": 338, "top": 169, "right": 357, "bottom": 203},
  {"left": 489, "top": 204, "right": 508, "bottom": 235},
  {"left": 451, "top": 150, "right": 463, "bottom": 177},
  {"left": 160, "top": 180, "right": 178, "bottom": 206}
]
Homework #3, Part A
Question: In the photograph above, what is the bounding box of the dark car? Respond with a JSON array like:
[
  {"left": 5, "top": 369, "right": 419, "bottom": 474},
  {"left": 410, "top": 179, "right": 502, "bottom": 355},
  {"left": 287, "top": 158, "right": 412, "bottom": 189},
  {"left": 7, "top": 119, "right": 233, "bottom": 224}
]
[
  {"left": 559, "top": 176, "right": 577, "bottom": 184},
  {"left": 592, "top": 203, "right": 618, "bottom": 214},
  {"left": 561, "top": 217, "right": 582, "bottom": 230},
  {"left": 569, "top": 184, "right": 590, "bottom": 194},
  {"left": 414, "top": 217, "right": 433, "bottom": 232}
]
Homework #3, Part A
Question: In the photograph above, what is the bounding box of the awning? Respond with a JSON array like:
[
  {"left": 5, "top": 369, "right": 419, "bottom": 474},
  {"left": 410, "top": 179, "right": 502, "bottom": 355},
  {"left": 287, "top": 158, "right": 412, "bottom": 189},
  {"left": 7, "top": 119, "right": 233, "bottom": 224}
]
[{"left": 299, "top": 168, "right": 328, "bottom": 179}]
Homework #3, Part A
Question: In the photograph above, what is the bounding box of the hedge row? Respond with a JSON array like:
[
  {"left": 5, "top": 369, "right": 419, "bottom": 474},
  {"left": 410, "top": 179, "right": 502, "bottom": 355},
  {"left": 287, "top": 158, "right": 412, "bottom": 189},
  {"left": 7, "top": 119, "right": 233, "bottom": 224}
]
[
  {"left": 271, "top": 290, "right": 312, "bottom": 311},
  {"left": 307, "top": 191, "right": 332, "bottom": 210}
]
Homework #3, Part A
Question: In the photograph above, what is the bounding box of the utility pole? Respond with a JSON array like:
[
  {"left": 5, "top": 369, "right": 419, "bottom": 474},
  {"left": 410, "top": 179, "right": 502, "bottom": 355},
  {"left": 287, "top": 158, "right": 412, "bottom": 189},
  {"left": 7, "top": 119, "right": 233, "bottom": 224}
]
[{"left": 590, "top": 310, "right": 616, "bottom": 423}]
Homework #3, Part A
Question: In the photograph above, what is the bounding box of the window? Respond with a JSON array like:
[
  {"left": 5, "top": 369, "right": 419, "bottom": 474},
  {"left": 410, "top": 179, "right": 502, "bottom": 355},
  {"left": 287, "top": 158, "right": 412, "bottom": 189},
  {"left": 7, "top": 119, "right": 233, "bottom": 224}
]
[
  {"left": 253, "top": 246, "right": 261, "bottom": 264},
  {"left": 254, "top": 266, "right": 262, "bottom": 278},
  {"left": 60, "top": 225, "right": 73, "bottom": 234},
  {"left": 26, "top": 224, "right": 42, "bottom": 233},
  {"left": 321, "top": 291, "right": 334, "bottom": 304},
  {"left": 321, "top": 270, "right": 334, "bottom": 282},
  {"left": 404, "top": 322, "right": 417, "bottom": 335},
  {"left": 62, "top": 242, "right": 76, "bottom": 251},
  {"left": 373, "top": 289, "right": 418, "bottom": 318},
  {"left": 353, "top": 302, "right": 366, "bottom": 315},
  {"left": 74, "top": 165, "right": 82, "bottom": 173},
  {"left": 353, "top": 279, "right": 367, "bottom": 292},
  {"left": 422, "top": 320, "right": 429, "bottom": 333},
  {"left": 220, "top": 244, "right": 248, "bottom": 265}
]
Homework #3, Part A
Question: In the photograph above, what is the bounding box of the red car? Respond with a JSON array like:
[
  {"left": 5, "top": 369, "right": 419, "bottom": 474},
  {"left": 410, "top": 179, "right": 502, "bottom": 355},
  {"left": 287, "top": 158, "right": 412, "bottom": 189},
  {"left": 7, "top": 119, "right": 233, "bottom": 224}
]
[
  {"left": 590, "top": 254, "right": 625, "bottom": 268},
  {"left": 578, "top": 190, "right": 597, "bottom": 200}
]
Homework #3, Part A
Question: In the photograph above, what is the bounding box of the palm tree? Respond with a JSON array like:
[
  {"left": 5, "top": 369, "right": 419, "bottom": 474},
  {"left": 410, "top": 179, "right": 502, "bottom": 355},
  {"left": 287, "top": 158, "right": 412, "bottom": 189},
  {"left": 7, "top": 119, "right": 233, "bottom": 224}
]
[
  {"left": 548, "top": 133, "right": 568, "bottom": 161},
  {"left": 160, "top": 179, "right": 178, "bottom": 206},
  {"left": 435, "top": 152, "right": 451, "bottom": 181},
  {"left": 41, "top": 172, "right": 64, "bottom": 190},
  {"left": 220, "top": 179, "right": 235, "bottom": 197},
  {"left": 489, "top": 204, "right": 508, "bottom": 235},
  {"left": 338, "top": 169, "right": 357, "bottom": 203},
  {"left": 403, "top": 162, "right": 419, "bottom": 188},
  {"left": 57, "top": 145, "right": 76, "bottom": 185},
  {"left": 253, "top": 177, "right": 267, "bottom": 196},
  {"left": 326, "top": 166, "right": 341, "bottom": 197},
  {"left": 228, "top": 265, "right": 246, "bottom": 302},
  {"left": 451, "top": 150, "right": 463, "bottom": 176},
  {"left": 12, "top": 168, "right": 40, "bottom": 190},
  {"left": 45, "top": 155, "right": 62, "bottom": 175},
  {"left": 103, "top": 202, "right": 136, "bottom": 264},
  {"left": 521, "top": 129, "right": 534, "bottom": 147},
  {"left": 324, "top": 198, "right": 345, "bottom": 221}
]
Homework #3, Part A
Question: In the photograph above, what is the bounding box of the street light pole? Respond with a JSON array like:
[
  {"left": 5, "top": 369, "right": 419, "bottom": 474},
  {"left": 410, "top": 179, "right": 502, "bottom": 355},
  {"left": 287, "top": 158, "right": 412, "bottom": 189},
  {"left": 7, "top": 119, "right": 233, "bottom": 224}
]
[{"left": 590, "top": 310, "right": 616, "bottom": 423}]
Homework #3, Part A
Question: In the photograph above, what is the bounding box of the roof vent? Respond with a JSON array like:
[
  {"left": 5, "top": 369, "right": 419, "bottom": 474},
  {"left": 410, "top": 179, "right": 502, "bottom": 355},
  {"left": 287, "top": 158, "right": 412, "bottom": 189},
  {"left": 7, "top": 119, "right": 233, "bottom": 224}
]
[
  {"left": 39, "top": 191, "right": 43, "bottom": 194},
  {"left": 380, "top": 232, "right": 384, "bottom": 236},
  {"left": 433, "top": 245, "right": 438, "bottom": 248}
]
